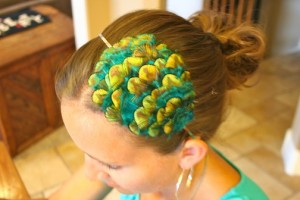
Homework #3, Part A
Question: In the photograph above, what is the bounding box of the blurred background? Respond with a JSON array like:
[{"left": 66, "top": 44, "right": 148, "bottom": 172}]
[{"left": 0, "top": 0, "right": 299, "bottom": 199}]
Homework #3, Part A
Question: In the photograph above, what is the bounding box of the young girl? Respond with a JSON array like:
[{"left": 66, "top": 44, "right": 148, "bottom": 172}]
[{"left": 50, "top": 9, "right": 268, "bottom": 200}]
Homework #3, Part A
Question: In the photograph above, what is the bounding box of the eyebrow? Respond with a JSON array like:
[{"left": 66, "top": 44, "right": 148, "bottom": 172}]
[{"left": 86, "top": 153, "right": 119, "bottom": 167}]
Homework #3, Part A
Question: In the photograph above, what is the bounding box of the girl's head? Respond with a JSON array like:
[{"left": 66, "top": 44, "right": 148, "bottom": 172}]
[{"left": 56, "top": 9, "right": 265, "bottom": 154}]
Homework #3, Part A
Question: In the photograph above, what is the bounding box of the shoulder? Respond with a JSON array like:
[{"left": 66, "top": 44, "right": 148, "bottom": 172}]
[
  {"left": 212, "top": 146, "right": 269, "bottom": 200},
  {"left": 220, "top": 172, "right": 269, "bottom": 200}
]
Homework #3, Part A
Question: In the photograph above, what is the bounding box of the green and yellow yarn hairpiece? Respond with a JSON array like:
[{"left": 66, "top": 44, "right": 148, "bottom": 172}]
[{"left": 88, "top": 33, "right": 195, "bottom": 137}]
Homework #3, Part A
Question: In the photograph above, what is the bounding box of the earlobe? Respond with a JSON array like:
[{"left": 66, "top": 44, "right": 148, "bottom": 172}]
[{"left": 179, "top": 139, "right": 208, "bottom": 169}]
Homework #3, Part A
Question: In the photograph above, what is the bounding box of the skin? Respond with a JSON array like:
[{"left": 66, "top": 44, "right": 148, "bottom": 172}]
[{"left": 60, "top": 95, "right": 241, "bottom": 200}]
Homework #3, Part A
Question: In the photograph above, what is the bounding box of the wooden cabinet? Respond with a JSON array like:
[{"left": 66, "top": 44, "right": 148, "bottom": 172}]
[{"left": 0, "top": 5, "right": 75, "bottom": 156}]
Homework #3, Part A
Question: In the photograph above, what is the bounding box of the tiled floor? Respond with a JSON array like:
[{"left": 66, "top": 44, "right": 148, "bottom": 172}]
[{"left": 13, "top": 51, "right": 300, "bottom": 199}]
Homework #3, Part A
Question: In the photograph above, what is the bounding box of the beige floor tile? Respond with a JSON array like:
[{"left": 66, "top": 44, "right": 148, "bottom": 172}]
[
  {"left": 223, "top": 126, "right": 262, "bottom": 155},
  {"left": 14, "top": 148, "right": 71, "bottom": 195},
  {"left": 56, "top": 141, "right": 84, "bottom": 173},
  {"left": 258, "top": 73, "right": 289, "bottom": 93},
  {"left": 277, "top": 77, "right": 300, "bottom": 95},
  {"left": 30, "top": 192, "right": 44, "bottom": 199},
  {"left": 104, "top": 189, "right": 121, "bottom": 200},
  {"left": 287, "top": 191, "right": 300, "bottom": 200},
  {"left": 245, "top": 146, "right": 300, "bottom": 192},
  {"left": 216, "top": 106, "right": 257, "bottom": 138},
  {"left": 262, "top": 52, "right": 300, "bottom": 74},
  {"left": 242, "top": 98, "right": 291, "bottom": 122},
  {"left": 43, "top": 126, "right": 72, "bottom": 150},
  {"left": 276, "top": 89, "right": 300, "bottom": 109},
  {"left": 228, "top": 74, "right": 287, "bottom": 109},
  {"left": 233, "top": 157, "right": 292, "bottom": 200},
  {"left": 15, "top": 126, "right": 72, "bottom": 159},
  {"left": 209, "top": 137, "right": 241, "bottom": 161},
  {"left": 228, "top": 86, "right": 267, "bottom": 109},
  {"left": 266, "top": 53, "right": 300, "bottom": 74},
  {"left": 43, "top": 184, "right": 62, "bottom": 198},
  {"left": 280, "top": 107, "right": 299, "bottom": 124},
  {"left": 251, "top": 113, "right": 292, "bottom": 154}
]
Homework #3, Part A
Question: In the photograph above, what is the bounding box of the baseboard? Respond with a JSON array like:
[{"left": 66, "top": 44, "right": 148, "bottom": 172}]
[{"left": 281, "top": 129, "right": 300, "bottom": 176}]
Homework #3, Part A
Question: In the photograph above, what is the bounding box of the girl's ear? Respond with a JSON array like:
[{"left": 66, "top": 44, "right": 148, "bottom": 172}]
[{"left": 179, "top": 139, "right": 208, "bottom": 169}]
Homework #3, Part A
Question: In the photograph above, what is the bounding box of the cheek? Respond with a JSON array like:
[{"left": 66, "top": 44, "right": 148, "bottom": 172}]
[
  {"left": 84, "top": 155, "right": 101, "bottom": 180},
  {"left": 111, "top": 165, "right": 173, "bottom": 193},
  {"left": 111, "top": 168, "right": 155, "bottom": 193},
  {"left": 84, "top": 155, "right": 112, "bottom": 181}
]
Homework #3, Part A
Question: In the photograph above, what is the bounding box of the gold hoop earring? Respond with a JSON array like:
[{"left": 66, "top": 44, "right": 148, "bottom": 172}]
[
  {"left": 186, "top": 168, "right": 194, "bottom": 188},
  {"left": 175, "top": 168, "right": 193, "bottom": 200},
  {"left": 175, "top": 155, "right": 208, "bottom": 200},
  {"left": 176, "top": 170, "right": 184, "bottom": 192},
  {"left": 175, "top": 170, "right": 183, "bottom": 200}
]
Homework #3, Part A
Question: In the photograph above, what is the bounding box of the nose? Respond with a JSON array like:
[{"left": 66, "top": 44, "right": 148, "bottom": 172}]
[
  {"left": 96, "top": 170, "right": 110, "bottom": 181},
  {"left": 84, "top": 154, "right": 111, "bottom": 181}
]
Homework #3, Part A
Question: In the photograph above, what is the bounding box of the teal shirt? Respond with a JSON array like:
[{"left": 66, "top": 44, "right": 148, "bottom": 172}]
[{"left": 119, "top": 149, "right": 268, "bottom": 200}]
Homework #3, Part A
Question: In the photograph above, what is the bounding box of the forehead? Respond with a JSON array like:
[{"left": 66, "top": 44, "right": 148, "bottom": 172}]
[{"left": 60, "top": 98, "right": 150, "bottom": 164}]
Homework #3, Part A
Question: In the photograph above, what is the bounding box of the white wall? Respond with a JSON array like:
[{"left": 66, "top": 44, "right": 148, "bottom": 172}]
[
  {"left": 71, "top": 0, "right": 207, "bottom": 48},
  {"left": 70, "top": 0, "right": 89, "bottom": 48},
  {"left": 267, "top": 0, "right": 300, "bottom": 55},
  {"left": 110, "top": 0, "right": 161, "bottom": 22},
  {"left": 71, "top": 0, "right": 161, "bottom": 48},
  {"left": 282, "top": 97, "right": 300, "bottom": 175},
  {"left": 166, "top": 0, "right": 204, "bottom": 19}
]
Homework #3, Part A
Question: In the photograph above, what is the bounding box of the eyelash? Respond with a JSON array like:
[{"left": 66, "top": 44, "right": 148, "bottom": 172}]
[
  {"left": 96, "top": 161, "right": 120, "bottom": 170},
  {"left": 87, "top": 154, "right": 121, "bottom": 170},
  {"left": 105, "top": 164, "right": 120, "bottom": 170}
]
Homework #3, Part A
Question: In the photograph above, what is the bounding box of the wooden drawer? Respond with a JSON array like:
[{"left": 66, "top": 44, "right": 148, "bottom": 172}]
[{"left": 0, "top": 5, "right": 75, "bottom": 156}]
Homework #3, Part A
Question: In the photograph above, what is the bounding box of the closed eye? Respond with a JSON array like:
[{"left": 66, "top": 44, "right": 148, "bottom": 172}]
[
  {"left": 106, "top": 164, "right": 121, "bottom": 170},
  {"left": 86, "top": 153, "right": 122, "bottom": 170}
]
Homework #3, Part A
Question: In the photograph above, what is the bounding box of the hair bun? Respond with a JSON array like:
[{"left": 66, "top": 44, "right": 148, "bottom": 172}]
[{"left": 189, "top": 10, "right": 266, "bottom": 89}]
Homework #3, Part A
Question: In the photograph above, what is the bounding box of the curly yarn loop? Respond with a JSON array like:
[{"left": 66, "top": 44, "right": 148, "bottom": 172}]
[{"left": 88, "top": 34, "right": 195, "bottom": 137}]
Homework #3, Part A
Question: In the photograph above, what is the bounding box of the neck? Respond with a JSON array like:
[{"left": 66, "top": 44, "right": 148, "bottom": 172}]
[
  {"left": 142, "top": 151, "right": 208, "bottom": 200},
  {"left": 141, "top": 186, "right": 177, "bottom": 200},
  {"left": 142, "top": 145, "right": 240, "bottom": 200},
  {"left": 193, "top": 146, "right": 240, "bottom": 200}
]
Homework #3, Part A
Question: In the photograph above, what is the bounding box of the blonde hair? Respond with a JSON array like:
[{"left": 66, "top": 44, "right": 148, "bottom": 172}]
[{"left": 55, "top": 10, "right": 265, "bottom": 154}]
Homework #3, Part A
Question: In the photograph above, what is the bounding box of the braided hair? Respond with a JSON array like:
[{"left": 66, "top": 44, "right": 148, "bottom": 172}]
[{"left": 88, "top": 34, "right": 195, "bottom": 137}]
